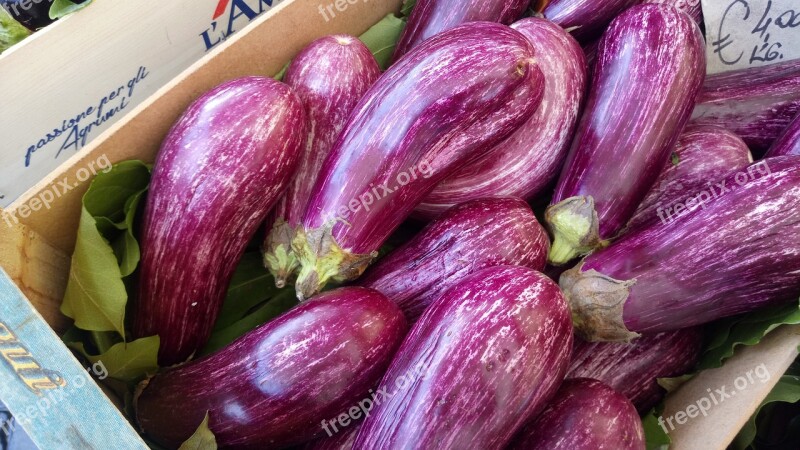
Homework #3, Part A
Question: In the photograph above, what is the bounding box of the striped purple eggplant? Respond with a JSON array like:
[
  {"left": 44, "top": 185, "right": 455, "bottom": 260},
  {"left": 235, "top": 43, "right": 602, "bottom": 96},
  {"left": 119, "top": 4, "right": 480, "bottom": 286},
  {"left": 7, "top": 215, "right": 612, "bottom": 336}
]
[
  {"left": 765, "top": 112, "right": 800, "bottom": 158},
  {"left": 625, "top": 125, "right": 752, "bottom": 232},
  {"left": 415, "top": 18, "right": 587, "bottom": 219},
  {"left": 133, "top": 77, "right": 306, "bottom": 365},
  {"left": 539, "top": 0, "right": 641, "bottom": 42},
  {"left": 304, "top": 425, "right": 359, "bottom": 450},
  {"left": 360, "top": 197, "right": 550, "bottom": 323},
  {"left": 545, "top": 4, "right": 705, "bottom": 266},
  {"left": 353, "top": 266, "right": 573, "bottom": 449},
  {"left": 645, "top": 0, "right": 703, "bottom": 23},
  {"left": 135, "top": 287, "right": 407, "bottom": 449},
  {"left": 292, "top": 22, "right": 545, "bottom": 300},
  {"left": 263, "top": 35, "right": 380, "bottom": 288},
  {"left": 508, "top": 379, "right": 645, "bottom": 450},
  {"left": 568, "top": 328, "right": 704, "bottom": 412},
  {"left": 561, "top": 156, "right": 800, "bottom": 342},
  {"left": 692, "top": 59, "right": 800, "bottom": 154},
  {"left": 392, "top": 0, "right": 529, "bottom": 60}
]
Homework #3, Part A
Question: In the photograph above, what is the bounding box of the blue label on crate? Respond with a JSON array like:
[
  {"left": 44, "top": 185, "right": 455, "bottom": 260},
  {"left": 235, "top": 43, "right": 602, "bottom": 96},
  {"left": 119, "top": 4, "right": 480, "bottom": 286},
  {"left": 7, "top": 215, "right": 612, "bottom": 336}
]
[{"left": 0, "top": 269, "right": 146, "bottom": 450}]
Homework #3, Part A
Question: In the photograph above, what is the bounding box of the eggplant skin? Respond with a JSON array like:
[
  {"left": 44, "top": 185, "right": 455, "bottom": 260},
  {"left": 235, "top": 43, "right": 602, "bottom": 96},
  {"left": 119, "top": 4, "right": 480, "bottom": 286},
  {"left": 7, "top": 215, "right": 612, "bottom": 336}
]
[
  {"left": 568, "top": 328, "right": 704, "bottom": 413},
  {"left": 645, "top": 0, "right": 703, "bottom": 23},
  {"left": 625, "top": 125, "right": 753, "bottom": 232},
  {"left": 264, "top": 35, "right": 380, "bottom": 287},
  {"left": 561, "top": 155, "right": 800, "bottom": 342},
  {"left": 692, "top": 59, "right": 800, "bottom": 154},
  {"left": 540, "top": 0, "right": 641, "bottom": 42},
  {"left": 353, "top": 266, "right": 573, "bottom": 450},
  {"left": 508, "top": 378, "right": 645, "bottom": 450},
  {"left": 293, "top": 22, "right": 545, "bottom": 300},
  {"left": 133, "top": 77, "right": 306, "bottom": 365},
  {"left": 765, "top": 113, "right": 800, "bottom": 158},
  {"left": 360, "top": 197, "right": 549, "bottom": 323},
  {"left": 135, "top": 287, "right": 407, "bottom": 450},
  {"left": 393, "top": 0, "right": 529, "bottom": 60},
  {"left": 415, "top": 18, "right": 587, "bottom": 219},
  {"left": 545, "top": 4, "right": 705, "bottom": 266}
]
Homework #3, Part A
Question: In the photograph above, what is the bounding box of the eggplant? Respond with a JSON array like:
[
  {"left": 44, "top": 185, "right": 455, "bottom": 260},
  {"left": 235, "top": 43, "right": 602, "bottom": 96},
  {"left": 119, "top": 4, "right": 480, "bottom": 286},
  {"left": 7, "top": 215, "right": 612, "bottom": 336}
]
[
  {"left": 645, "top": 0, "right": 703, "bottom": 23},
  {"left": 625, "top": 125, "right": 753, "bottom": 232},
  {"left": 508, "top": 378, "right": 645, "bottom": 450},
  {"left": 765, "top": 113, "right": 800, "bottom": 158},
  {"left": 392, "top": 0, "right": 529, "bottom": 60},
  {"left": 415, "top": 18, "right": 588, "bottom": 219},
  {"left": 353, "top": 266, "right": 573, "bottom": 449},
  {"left": 692, "top": 59, "right": 800, "bottom": 154},
  {"left": 539, "top": 0, "right": 641, "bottom": 42},
  {"left": 561, "top": 156, "right": 800, "bottom": 342},
  {"left": 545, "top": 4, "right": 705, "bottom": 266},
  {"left": 304, "top": 425, "right": 359, "bottom": 450},
  {"left": 133, "top": 77, "right": 306, "bottom": 365},
  {"left": 360, "top": 197, "right": 550, "bottom": 323},
  {"left": 264, "top": 35, "right": 381, "bottom": 287},
  {"left": 568, "top": 328, "right": 705, "bottom": 412},
  {"left": 293, "top": 22, "right": 545, "bottom": 299},
  {"left": 135, "top": 287, "right": 407, "bottom": 450}
]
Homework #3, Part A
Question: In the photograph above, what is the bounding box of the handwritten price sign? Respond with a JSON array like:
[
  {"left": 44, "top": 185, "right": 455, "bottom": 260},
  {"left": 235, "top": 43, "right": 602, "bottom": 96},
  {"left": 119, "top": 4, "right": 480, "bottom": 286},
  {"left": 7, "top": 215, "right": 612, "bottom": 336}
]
[{"left": 704, "top": 0, "right": 800, "bottom": 74}]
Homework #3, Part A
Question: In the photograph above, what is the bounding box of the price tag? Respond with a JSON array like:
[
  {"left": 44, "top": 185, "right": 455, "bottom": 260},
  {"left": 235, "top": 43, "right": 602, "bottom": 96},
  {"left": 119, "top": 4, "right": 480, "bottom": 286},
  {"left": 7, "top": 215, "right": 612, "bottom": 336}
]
[{"left": 702, "top": 0, "right": 800, "bottom": 74}]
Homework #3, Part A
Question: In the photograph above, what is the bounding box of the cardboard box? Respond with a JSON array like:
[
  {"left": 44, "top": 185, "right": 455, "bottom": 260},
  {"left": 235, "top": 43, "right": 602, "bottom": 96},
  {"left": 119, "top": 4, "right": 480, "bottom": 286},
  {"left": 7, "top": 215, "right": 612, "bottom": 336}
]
[
  {"left": 0, "top": 0, "right": 289, "bottom": 210},
  {"left": 0, "top": 0, "right": 798, "bottom": 448}
]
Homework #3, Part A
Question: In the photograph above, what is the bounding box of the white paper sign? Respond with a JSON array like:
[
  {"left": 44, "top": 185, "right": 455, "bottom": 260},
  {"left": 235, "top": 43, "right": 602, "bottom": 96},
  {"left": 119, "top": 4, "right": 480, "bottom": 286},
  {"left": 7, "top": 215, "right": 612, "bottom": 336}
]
[
  {"left": 702, "top": 0, "right": 800, "bottom": 74},
  {"left": 0, "top": 0, "right": 284, "bottom": 208}
]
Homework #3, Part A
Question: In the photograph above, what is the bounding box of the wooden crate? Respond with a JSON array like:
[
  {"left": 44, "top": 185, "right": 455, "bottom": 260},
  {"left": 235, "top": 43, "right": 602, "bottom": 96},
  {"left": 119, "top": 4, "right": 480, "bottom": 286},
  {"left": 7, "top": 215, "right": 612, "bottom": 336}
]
[{"left": 0, "top": 0, "right": 798, "bottom": 448}]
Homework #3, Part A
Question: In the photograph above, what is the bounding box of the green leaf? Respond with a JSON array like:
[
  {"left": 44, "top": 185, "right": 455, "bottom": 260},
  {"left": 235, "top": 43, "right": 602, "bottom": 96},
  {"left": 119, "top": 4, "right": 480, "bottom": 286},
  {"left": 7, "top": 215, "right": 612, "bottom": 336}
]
[
  {"left": 213, "top": 252, "right": 279, "bottom": 330},
  {"left": 273, "top": 63, "right": 289, "bottom": 81},
  {"left": 359, "top": 13, "right": 406, "bottom": 70},
  {"left": 50, "top": 0, "right": 93, "bottom": 20},
  {"left": 732, "top": 374, "right": 800, "bottom": 450},
  {"left": 202, "top": 289, "right": 297, "bottom": 355},
  {"left": 642, "top": 408, "right": 671, "bottom": 450},
  {"left": 0, "top": 7, "right": 30, "bottom": 53},
  {"left": 400, "top": 0, "right": 416, "bottom": 18},
  {"left": 697, "top": 299, "right": 800, "bottom": 370},
  {"left": 61, "top": 161, "right": 151, "bottom": 339},
  {"left": 179, "top": 413, "right": 217, "bottom": 450},
  {"left": 62, "top": 208, "right": 129, "bottom": 337},
  {"left": 671, "top": 152, "right": 680, "bottom": 166},
  {"left": 68, "top": 336, "right": 159, "bottom": 382}
]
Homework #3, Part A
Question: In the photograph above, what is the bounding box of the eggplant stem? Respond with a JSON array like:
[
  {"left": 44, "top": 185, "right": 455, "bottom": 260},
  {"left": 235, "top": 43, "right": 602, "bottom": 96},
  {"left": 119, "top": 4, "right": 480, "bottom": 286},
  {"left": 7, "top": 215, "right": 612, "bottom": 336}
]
[{"left": 545, "top": 196, "right": 602, "bottom": 266}]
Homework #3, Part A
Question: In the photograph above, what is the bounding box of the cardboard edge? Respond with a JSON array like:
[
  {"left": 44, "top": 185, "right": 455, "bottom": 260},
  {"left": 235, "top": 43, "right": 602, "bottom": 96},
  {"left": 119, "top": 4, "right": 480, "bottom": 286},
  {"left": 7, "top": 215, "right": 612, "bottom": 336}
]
[{"left": 662, "top": 324, "right": 800, "bottom": 450}]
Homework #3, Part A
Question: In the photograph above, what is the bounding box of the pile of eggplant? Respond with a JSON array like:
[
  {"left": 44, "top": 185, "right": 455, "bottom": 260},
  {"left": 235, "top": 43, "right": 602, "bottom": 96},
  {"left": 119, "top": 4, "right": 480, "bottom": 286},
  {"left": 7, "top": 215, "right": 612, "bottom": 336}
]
[{"left": 127, "top": 1, "right": 800, "bottom": 449}]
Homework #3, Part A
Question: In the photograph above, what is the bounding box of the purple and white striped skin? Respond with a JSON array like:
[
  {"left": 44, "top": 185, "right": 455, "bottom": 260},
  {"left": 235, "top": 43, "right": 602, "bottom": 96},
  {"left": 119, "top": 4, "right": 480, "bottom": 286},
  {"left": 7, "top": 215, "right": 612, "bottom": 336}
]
[
  {"left": 135, "top": 287, "right": 407, "bottom": 450},
  {"left": 133, "top": 77, "right": 306, "bottom": 365},
  {"left": 414, "top": 18, "right": 588, "bottom": 220},
  {"left": 353, "top": 266, "right": 574, "bottom": 450},
  {"left": 645, "top": 0, "right": 703, "bottom": 23},
  {"left": 263, "top": 35, "right": 380, "bottom": 288},
  {"left": 765, "top": 112, "right": 800, "bottom": 158},
  {"left": 360, "top": 197, "right": 550, "bottom": 323},
  {"left": 561, "top": 156, "right": 800, "bottom": 342},
  {"left": 392, "top": 0, "right": 529, "bottom": 61},
  {"left": 568, "top": 328, "right": 704, "bottom": 413},
  {"left": 625, "top": 125, "right": 753, "bottom": 232},
  {"left": 539, "top": 0, "right": 641, "bottom": 42},
  {"left": 508, "top": 379, "right": 645, "bottom": 450},
  {"left": 303, "top": 425, "right": 359, "bottom": 450},
  {"left": 545, "top": 4, "right": 705, "bottom": 266},
  {"left": 692, "top": 59, "right": 800, "bottom": 154},
  {"left": 293, "top": 22, "right": 545, "bottom": 300}
]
